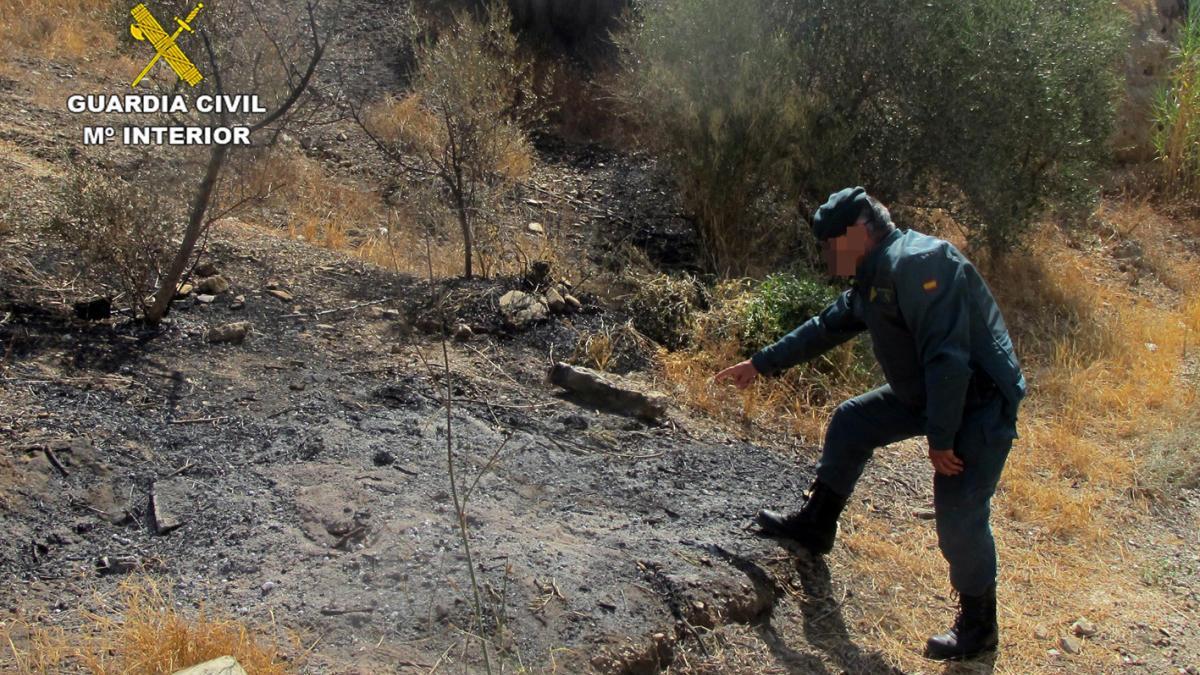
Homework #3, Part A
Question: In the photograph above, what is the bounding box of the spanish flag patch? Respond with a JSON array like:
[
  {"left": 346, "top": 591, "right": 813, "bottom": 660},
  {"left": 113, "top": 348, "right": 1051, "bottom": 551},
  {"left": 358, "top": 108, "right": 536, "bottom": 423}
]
[{"left": 922, "top": 279, "right": 939, "bottom": 293}]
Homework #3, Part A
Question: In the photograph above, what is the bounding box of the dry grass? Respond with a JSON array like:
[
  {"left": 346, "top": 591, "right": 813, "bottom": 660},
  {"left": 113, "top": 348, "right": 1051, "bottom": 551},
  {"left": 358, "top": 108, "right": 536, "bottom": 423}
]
[
  {"left": 847, "top": 210, "right": 1200, "bottom": 672},
  {"left": 2, "top": 578, "right": 298, "bottom": 674},
  {"left": 0, "top": 0, "right": 116, "bottom": 61},
  {"left": 661, "top": 281, "right": 875, "bottom": 445},
  {"left": 571, "top": 320, "right": 656, "bottom": 374},
  {"left": 236, "top": 148, "right": 421, "bottom": 266},
  {"left": 659, "top": 199, "right": 1200, "bottom": 673},
  {"left": 365, "top": 95, "right": 535, "bottom": 183},
  {"left": 239, "top": 135, "right": 556, "bottom": 281}
]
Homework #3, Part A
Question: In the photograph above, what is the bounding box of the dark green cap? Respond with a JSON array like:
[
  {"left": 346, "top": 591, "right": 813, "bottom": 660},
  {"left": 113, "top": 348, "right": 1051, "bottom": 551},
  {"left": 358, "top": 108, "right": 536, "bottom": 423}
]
[{"left": 812, "top": 186, "right": 870, "bottom": 241}]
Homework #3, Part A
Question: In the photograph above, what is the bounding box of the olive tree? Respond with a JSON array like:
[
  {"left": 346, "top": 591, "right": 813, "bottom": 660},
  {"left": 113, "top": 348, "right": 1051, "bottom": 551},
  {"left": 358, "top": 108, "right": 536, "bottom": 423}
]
[{"left": 619, "top": 0, "right": 1127, "bottom": 271}]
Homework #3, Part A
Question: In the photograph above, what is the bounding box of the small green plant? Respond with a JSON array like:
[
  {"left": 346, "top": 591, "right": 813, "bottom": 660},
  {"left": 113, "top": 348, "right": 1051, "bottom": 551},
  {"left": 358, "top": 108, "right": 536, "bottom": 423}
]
[
  {"left": 1153, "top": 3, "right": 1200, "bottom": 193},
  {"left": 738, "top": 272, "right": 836, "bottom": 354}
]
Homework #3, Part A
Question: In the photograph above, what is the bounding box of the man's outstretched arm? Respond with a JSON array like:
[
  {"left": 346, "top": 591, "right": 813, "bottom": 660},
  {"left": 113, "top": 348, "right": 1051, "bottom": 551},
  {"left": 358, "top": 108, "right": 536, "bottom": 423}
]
[
  {"left": 750, "top": 290, "right": 866, "bottom": 376},
  {"left": 716, "top": 290, "right": 866, "bottom": 389}
]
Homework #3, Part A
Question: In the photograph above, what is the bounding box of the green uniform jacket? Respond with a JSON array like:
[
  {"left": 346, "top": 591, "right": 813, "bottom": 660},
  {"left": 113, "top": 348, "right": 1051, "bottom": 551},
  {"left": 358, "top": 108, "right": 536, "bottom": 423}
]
[{"left": 750, "top": 228, "right": 1027, "bottom": 450}]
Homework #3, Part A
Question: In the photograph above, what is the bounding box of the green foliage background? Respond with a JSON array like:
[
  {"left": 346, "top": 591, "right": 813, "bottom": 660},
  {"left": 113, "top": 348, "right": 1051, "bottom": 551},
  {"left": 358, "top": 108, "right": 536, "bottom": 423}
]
[
  {"left": 1154, "top": 3, "right": 1200, "bottom": 193},
  {"left": 619, "top": 0, "right": 1127, "bottom": 273}
]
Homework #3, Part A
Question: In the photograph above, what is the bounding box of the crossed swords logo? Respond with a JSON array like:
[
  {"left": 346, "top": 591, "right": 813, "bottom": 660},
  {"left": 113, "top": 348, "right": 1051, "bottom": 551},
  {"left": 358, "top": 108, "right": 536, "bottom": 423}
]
[{"left": 130, "top": 2, "right": 205, "bottom": 88}]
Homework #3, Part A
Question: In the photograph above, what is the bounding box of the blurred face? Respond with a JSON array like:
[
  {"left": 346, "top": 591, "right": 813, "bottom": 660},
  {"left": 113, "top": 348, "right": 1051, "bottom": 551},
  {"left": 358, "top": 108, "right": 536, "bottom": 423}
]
[{"left": 822, "top": 220, "right": 872, "bottom": 278}]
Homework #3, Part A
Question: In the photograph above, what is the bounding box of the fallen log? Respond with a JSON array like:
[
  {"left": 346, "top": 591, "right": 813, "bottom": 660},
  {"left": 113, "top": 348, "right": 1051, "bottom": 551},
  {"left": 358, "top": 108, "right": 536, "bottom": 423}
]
[{"left": 547, "top": 362, "right": 667, "bottom": 421}]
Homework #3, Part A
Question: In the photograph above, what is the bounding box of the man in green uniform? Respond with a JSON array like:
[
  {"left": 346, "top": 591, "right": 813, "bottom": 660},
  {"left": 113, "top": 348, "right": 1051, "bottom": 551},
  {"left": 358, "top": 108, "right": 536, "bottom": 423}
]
[{"left": 716, "top": 187, "right": 1026, "bottom": 660}]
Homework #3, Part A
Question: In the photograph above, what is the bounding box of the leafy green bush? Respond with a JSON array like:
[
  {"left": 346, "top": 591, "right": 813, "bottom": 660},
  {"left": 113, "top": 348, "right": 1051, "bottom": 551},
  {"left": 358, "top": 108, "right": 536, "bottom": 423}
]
[
  {"left": 1154, "top": 3, "right": 1200, "bottom": 193},
  {"left": 739, "top": 272, "right": 836, "bottom": 354},
  {"left": 618, "top": 0, "right": 1126, "bottom": 267},
  {"left": 732, "top": 272, "right": 877, "bottom": 395}
]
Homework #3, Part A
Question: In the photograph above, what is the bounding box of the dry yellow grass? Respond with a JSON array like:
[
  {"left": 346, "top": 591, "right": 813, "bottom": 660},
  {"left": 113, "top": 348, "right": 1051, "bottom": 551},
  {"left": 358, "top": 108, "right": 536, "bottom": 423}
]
[
  {"left": 0, "top": 0, "right": 116, "bottom": 61},
  {"left": 660, "top": 199, "right": 1200, "bottom": 673},
  {"left": 662, "top": 280, "right": 873, "bottom": 445},
  {"left": 2, "top": 578, "right": 298, "bottom": 674},
  {"left": 239, "top": 141, "right": 555, "bottom": 280}
]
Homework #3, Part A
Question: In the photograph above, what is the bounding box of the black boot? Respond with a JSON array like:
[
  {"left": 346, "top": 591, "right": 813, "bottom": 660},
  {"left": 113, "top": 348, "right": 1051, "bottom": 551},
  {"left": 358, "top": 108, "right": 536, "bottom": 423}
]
[
  {"left": 755, "top": 480, "right": 848, "bottom": 555},
  {"left": 925, "top": 585, "right": 999, "bottom": 661}
]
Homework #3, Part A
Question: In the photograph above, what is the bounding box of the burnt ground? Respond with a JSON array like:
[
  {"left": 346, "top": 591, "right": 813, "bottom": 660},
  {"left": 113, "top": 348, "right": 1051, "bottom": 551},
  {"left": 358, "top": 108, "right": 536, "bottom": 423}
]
[{"left": 0, "top": 221, "right": 903, "bottom": 674}]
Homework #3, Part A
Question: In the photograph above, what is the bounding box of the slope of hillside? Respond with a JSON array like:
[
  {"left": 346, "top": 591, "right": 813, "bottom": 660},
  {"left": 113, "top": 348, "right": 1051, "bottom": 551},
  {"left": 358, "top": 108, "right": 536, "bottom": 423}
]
[{"left": 2, "top": 1, "right": 1199, "bottom": 673}]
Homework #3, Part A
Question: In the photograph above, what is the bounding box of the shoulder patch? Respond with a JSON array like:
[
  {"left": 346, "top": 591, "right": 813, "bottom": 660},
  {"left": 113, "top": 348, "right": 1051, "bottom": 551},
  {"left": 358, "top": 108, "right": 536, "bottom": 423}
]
[{"left": 922, "top": 279, "right": 939, "bottom": 293}]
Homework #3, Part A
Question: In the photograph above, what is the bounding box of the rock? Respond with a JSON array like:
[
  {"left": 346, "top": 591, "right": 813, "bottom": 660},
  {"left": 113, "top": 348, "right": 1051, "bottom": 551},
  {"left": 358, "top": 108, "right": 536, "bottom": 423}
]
[
  {"left": 545, "top": 287, "right": 567, "bottom": 314},
  {"left": 96, "top": 554, "right": 141, "bottom": 576},
  {"left": 548, "top": 362, "right": 668, "bottom": 421},
  {"left": 73, "top": 297, "right": 111, "bottom": 321},
  {"left": 563, "top": 294, "right": 582, "bottom": 313},
  {"left": 500, "top": 290, "right": 548, "bottom": 328},
  {"left": 365, "top": 306, "right": 401, "bottom": 320},
  {"left": 1114, "top": 239, "right": 1144, "bottom": 261},
  {"left": 172, "top": 656, "right": 248, "bottom": 675},
  {"left": 260, "top": 581, "right": 277, "bottom": 595},
  {"left": 195, "top": 294, "right": 216, "bottom": 305},
  {"left": 373, "top": 450, "right": 395, "bottom": 466},
  {"left": 453, "top": 323, "right": 473, "bottom": 341},
  {"left": 175, "top": 283, "right": 194, "bottom": 299},
  {"left": 230, "top": 295, "right": 246, "bottom": 310},
  {"left": 1034, "top": 625, "right": 1051, "bottom": 640},
  {"left": 194, "top": 261, "right": 220, "bottom": 277},
  {"left": 1072, "top": 618, "right": 1098, "bottom": 637},
  {"left": 149, "top": 478, "right": 190, "bottom": 535},
  {"left": 911, "top": 507, "right": 936, "bottom": 520},
  {"left": 267, "top": 289, "right": 294, "bottom": 302},
  {"left": 196, "top": 275, "right": 230, "bottom": 295},
  {"left": 527, "top": 222, "right": 545, "bottom": 235},
  {"left": 560, "top": 414, "right": 590, "bottom": 431},
  {"left": 207, "top": 321, "right": 251, "bottom": 345},
  {"left": 1061, "top": 635, "right": 1083, "bottom": 655}
]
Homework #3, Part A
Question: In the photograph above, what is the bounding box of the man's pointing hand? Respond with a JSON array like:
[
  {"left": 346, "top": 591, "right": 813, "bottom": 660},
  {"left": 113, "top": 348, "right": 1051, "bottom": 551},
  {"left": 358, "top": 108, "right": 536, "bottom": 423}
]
[{"left": 715, "top": 360, "right": 759, "bottom": 390}]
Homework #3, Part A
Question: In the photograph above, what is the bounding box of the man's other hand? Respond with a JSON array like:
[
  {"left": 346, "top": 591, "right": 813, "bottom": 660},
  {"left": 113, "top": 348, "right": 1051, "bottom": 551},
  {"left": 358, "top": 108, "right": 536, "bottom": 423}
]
[
  {"left": 928, "top": 448, "right": 964, "bottom": 476},
  {"left": 714, "top": 360, "right": 759, "bottom": 390}
]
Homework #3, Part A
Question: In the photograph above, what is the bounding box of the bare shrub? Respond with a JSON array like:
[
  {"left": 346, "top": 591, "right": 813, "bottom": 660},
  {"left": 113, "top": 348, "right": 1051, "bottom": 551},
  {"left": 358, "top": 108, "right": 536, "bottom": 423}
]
[
  {"left": 625, "top": 273, "right": 706, "bottom": 351},
  {"left": 48, "top": 167, "right": 180, "bottom": 315},
  {"left": 573, "top": 320, "right": 655, "bottom": 374},
  {"left": 614, "top": 1, "right": 813, "bottom": 276},
  {"left": 356, "top": 1, "right": 543, "bottom": 279}
]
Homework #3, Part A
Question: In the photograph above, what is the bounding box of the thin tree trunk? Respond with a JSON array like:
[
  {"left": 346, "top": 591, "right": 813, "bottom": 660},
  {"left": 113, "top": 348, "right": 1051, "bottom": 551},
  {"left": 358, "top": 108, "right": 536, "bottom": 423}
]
[
  {"left": 145, "top": 144, "right": 229, "bottom": 324},
  {"left": 454, "top": 188, "right": 473, "bottom": 279}
]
